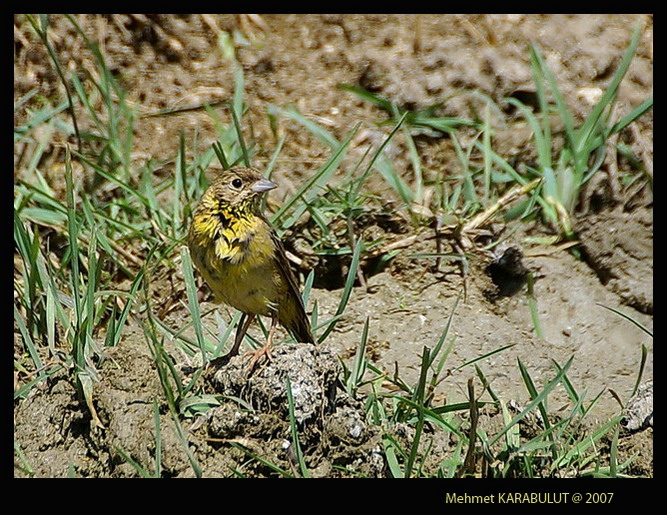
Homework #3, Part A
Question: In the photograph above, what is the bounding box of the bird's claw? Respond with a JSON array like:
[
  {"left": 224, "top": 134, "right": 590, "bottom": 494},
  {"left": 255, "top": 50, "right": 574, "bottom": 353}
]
[{"left": 244, "top": 345, "right": 273, "bottom": 375}]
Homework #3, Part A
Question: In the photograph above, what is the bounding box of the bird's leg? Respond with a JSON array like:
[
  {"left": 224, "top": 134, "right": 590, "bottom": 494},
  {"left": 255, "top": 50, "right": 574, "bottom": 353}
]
[
  {"left": 228, "top": 313, "right": 255, "bottom": 357},
  {"left": 246, "top": 315, "right": 278, "bottom": 373}
]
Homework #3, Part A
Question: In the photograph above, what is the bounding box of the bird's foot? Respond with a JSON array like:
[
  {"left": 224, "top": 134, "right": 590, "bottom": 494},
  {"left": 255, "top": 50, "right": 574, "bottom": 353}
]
[
  {"left": 244, "top": 344, "right": 273, "bottom": 375},
  {"left": 205, "top": 347, "right": 240, "bottom": 370}
]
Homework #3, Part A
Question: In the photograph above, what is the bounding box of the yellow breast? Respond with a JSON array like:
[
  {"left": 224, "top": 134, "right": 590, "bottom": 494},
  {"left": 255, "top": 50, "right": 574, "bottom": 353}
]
[{"left": 189, "top": 210, "right": 281, "bottom": 317}]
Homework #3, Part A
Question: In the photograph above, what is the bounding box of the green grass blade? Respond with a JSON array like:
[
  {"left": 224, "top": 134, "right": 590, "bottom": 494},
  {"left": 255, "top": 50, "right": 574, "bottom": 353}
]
[
  {"left": 14, "top": 440, "right": 35, "bottom": 477},
  {"left": 488, "top": 356, "right": 572, "bottom": 448},
  {"left": 457, "top": 343, "right": 516, "bottom": 371},
  {"left": 550, "top": 359, "right": 586, "bottom": 417},
  {"left": 271, "top": 125, "right": 359, "bottom": 228},
  {"left": 337, "top": 83, "right": 395, "bottom": 111},
  {"left": 577, "top": 23, "right": 643, "bottom": 157},
  {"left": 346, "top": 316, "right": 370, "bottom": 397},
  {"left": 14, "top": 304, "right": 43, "bottom": 374},
  {"left": 517, "top": 358, "right": 555, "bottom": 458},
  {"left": 504, "top": 97, "right": 552, "bottom": 172},
  {"left": 268, "top": 104, "right": 339, "bottom": 147},
  {"left": 550, "top": 415, "right": 623, "bottom": 474},
  {"left": 529, "top": 44, "right": 577, "bottom": 168},
  {"left": 353, "top": 111, "right": 414, "bottom": 206},
  {"left": 230, "top": 101, "right": 250, "bottom": 167},
  {"left": 316, "top": 239, "right": 362, "bottom": 343},
  {"left": 596, "top": 303, "right": 652, "bottom": 337},
  {"left": 608, "top": 97, "right": 653, "bottom": 135},
  {"left": 230, "top": 443, "right": 293, "bottom": 477},
  {"left": 113, "top": 446, "right": 153, "bottom": 478},
  {"left": 525, "top": 272, "right": 543, "bottom": 338},
  {"left": 382, "top": 433, "right": 406, "bottom": 478},
  {"left": 428, "top": 291, "right": 461, "bottom": 380},
  {"left": 24, "top": 15, "right": 81, "bottom": 148},
  {"left": 404, "top": 347, "right": 430, "bottom": 477},
  {"left": 152, "top": 400, "right": 162, "bottom": 477},
  {"left": 286, "top": 376, "right": 310, "bottom": 478},
  {"left": 181, "top": 247, "right": 208, "bottom": 364}
]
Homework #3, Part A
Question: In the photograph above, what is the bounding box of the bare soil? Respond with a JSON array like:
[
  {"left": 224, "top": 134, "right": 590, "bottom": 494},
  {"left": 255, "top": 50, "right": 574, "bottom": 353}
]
[{"left": 14, "top": 14, "right": 652, "bottom": 478}]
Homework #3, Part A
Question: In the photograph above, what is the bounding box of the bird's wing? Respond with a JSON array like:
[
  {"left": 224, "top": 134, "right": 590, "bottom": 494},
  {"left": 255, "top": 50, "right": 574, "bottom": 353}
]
[{"left": 268, "top": 222, "right": 315, "bottom": 344}]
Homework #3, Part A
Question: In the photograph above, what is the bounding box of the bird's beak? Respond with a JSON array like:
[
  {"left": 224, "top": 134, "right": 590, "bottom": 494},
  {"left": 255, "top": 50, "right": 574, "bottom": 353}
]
[{"left": 252, "top": 177, "right": 277, "bottom": 193}]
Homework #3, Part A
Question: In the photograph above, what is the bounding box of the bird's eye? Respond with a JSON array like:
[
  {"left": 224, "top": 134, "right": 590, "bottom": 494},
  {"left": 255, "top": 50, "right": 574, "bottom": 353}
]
[{"left": 231, "top": 178, "right": 243, "bottom": 189}]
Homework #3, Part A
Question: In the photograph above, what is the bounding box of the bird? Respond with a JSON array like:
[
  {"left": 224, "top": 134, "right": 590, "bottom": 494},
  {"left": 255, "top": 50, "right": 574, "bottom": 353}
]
[{"left": 187, "top": 166, "right": 315, "bottom": 371}]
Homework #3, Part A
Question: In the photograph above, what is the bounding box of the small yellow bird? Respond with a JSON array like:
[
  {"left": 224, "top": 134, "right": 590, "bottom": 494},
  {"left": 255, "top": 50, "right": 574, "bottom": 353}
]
[{"left": 187, "top": 167, "right": 315, "bottom": 369}]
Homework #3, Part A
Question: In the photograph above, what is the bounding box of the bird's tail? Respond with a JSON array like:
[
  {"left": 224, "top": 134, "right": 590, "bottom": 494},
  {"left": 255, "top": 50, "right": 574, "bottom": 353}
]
[
  {"left": 281, "top": 299, "right": 315, "bottom": 344},
  {"left": 288, "top": 312, "right": 315, "bottom": 344}
]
